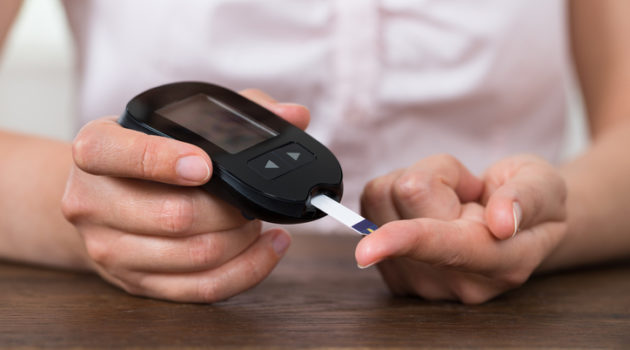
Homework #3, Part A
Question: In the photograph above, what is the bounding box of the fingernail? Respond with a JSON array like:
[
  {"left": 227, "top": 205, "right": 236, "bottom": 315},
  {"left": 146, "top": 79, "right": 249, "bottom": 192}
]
[
  {"left": 512, "top": 202, "right": 522, "bottom": 237},
  {"left": 176, "top": 156, "right": 210, "bottom": 182},
  {"left": 272, "top": 232, "right": 291, "bottom": 256},
  {"left": 357, "top": 260, "right": 379, "bottom": 269}
]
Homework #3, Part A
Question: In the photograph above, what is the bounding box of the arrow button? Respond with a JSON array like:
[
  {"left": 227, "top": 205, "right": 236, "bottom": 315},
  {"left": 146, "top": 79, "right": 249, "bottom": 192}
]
[
  {"left": 265, "top": 160, "right": 279, "bottom": 169},
  {"left": 273, "top": 143, "right": 315, "bottom": 169},
  {"left": 248, "top": 154, "right": 290, "bottom": 180},
  {"left": 286, "top": 152, "right": 301, "bottom": 161},
  {"left": 249, "top": 143, "right": 315, "bottom": 180}
]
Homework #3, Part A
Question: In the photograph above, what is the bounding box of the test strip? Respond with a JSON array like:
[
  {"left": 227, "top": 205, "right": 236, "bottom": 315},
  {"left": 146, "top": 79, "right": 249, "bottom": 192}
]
[{"left": 310, "top": 194, "right": 378, "bottom": 235}]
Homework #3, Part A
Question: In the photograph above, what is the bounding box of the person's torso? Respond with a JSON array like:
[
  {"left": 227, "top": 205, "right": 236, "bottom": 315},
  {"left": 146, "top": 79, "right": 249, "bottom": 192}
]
[{"left": 63, "top": 0, "right": 569, "bottom": 216}]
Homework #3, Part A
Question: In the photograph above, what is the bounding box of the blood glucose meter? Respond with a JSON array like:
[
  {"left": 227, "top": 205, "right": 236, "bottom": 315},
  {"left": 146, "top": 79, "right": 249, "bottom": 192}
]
[{"left": 118, "top": 82, "right": 343, "bottom": 224}]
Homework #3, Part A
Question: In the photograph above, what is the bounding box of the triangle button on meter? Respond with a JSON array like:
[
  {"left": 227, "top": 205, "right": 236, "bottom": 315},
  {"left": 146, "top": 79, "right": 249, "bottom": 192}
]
[
  {"left": 249, "top": 143, "right": 316, "bottom": 180},
  {"left": 273, "top": 143, "right": 315, "bottom": 169},
  {"left": 248, "top": 154, "right": 291, "bottom": 180},
  {"left": 265, "top": 160, "right": 279, "bottom": 169},
  {"left": 287, "top": 152, "right": 301, "bottom": 161}
]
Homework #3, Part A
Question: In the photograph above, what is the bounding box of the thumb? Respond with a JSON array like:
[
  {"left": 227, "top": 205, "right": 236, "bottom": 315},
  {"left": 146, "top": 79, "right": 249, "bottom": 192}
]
[{"left": 483, "top": 157, "right": 567, "bottom": 240}]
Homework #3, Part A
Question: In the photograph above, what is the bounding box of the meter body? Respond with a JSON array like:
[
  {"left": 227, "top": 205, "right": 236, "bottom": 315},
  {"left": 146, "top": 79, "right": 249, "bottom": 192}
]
[{"left": 118, "top": 82, "right": 343, "bottom": 224}]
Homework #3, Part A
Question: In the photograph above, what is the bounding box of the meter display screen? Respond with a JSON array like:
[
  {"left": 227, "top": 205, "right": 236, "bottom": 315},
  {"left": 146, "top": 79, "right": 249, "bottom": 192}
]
[{"left": 157, "top": 94, "right": 277, "bottom": 154}]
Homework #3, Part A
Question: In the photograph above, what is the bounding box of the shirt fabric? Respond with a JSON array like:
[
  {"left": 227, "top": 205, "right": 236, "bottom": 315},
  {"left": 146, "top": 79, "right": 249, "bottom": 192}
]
[{"left": 62, "top": 0, "right": 569, "bottom": 229}]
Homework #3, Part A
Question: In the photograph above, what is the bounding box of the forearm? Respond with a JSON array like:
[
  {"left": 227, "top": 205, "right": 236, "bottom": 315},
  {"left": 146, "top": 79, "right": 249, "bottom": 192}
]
[
  {"left": 540, "top": 121, "right": 630, "bottom": 271},
  {"left": 539, "top": 0, "right": 630, "bottom": 271},
  {"left": 0, "top": 0, "right": 22, "bottom": 53},
  {"left": 0, "top": 130, "right": 89, "bottom": 270}
]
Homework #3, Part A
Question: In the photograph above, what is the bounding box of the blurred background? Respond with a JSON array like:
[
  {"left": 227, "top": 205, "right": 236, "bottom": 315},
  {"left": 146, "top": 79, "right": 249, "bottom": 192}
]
[
  {"left": 0, "top": 0, "right": 588, "bottom": 158},
  {"left": 0, "top": 0, "right": 74, "bottom": 141}
]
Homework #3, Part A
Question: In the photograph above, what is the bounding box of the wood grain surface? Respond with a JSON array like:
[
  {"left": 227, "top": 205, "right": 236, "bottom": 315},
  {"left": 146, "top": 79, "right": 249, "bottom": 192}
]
[{"left": 1, "top": 232, "right": 629, "bottom": 349}]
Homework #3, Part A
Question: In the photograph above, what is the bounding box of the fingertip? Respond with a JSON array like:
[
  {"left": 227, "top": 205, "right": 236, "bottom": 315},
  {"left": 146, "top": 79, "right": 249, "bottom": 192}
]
[
  {"left": 175, "top": 155, "right": 212, "bottom": 183},
  {"left": 271, "top": 103, "right": 311, "bottom": 130},
  {"left": 355, "top": 225, "right": 396, "bottom": 268},
  {"left": 239, "top": 89, "right": 310, "bottom": 130},
  {"left": 265, "top": 228, "right": 291, "bottom": 257},
  {"left": 354, "top": 236, "right": 374, "bottom": 268},
  {"left": 485, "top": 196, "right": 519, "bottom": 240},
  {"left": 355, "top": 219, "right": 424, "bottom": 267},
  {"left": 166, "top": 140, "right": 214, "bottom": 185},
  {"left": 240, "top": 88, "right": 278, "bottom": 103}
]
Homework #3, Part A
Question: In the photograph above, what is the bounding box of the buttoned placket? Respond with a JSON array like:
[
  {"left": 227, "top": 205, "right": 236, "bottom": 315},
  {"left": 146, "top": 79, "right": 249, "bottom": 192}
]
[{"left": 332, "top": 0, "right": 380, "bottom": 125}]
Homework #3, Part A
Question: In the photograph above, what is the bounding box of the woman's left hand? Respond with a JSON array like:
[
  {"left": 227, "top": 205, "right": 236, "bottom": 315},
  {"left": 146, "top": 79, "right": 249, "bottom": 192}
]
[{"left": 356, "top": 154, "right": 568, "bottom": 304}]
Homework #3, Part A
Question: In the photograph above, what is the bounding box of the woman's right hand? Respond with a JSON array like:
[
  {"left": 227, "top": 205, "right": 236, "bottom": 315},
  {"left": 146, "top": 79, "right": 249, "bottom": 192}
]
[{"left": 61, "top": 90, "right": 310, "bottom": 303}]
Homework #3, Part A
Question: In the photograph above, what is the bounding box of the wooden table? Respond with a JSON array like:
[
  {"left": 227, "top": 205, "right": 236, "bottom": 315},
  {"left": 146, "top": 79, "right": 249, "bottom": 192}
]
[{"left": 1, "top": 233, "right": 629, "bottom": 349}]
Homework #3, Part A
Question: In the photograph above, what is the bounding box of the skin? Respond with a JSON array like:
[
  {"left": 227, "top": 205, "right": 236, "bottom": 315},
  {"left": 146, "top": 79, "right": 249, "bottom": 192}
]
[
  {"left": 0, "top": 62, "right": 311, "bottom": 301},
  {"left": 0, "top": 0, "right": 21, "bottom": 53},
  {"left": 1, "top": 0, "right": 629, "bottom": 303},
  {"left": 61, "top": 93, "right": 310, "bottom": 302},
  {"left": 355, "top": 0, "right": 630, "bottom": 303}
]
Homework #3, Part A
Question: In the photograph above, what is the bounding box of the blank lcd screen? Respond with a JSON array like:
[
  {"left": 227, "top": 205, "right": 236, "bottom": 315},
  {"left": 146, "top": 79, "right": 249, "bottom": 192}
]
[{"left": 157, "top": 94, "right": 277, "bottom": 154}]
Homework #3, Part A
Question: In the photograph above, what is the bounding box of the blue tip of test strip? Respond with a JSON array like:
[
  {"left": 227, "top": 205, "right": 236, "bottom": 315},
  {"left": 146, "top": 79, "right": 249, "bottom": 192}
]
[{"left": 351, "top": 219, "right": 379, "bottom": 235}]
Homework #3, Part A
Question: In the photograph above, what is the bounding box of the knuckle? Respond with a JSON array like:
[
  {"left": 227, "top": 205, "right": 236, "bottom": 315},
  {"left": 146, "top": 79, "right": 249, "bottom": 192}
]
[
  {"left": 433, "top": 153, "right": 459, "bottom": 167},
  {"left": 60, "top": 188, "right": 85, "bottom": 222},
  {"left": 187, "top": 235, "right": 221, "bottom": 268},
  {"left": 392, "top": 172, "right": 434, "bottom": 204},
  {"left": 137, "top": 137, "right": 161, "bottom": 179},
  {"left": 424, "top": 153, "right": 461, "bottom": 177},
  {"left": 60, "top": 171, "right": 93, "bottom": 223},
  {"left": 84, "top": 236, "right": 111, "bottom": 266},
  {"left": 450, "top": 280, "right": 494, "bottom": 305},
  {"left": 72, "top": 129, "right": 98, "bottom": 171},
  {"left": 500, "top": 269, "right": 531, "bottom": 289},
  {"left": 361, "top": 177, "right": 391, "bottom": 208},
  {"left": 243, "top": 255, "right": 265, "bottom": 283},
  {"left": 158, "top": 194, "right": 195, "bottom": 234},
  {"left": 459, "top": 290, "right": 492, "bottom": 305}
]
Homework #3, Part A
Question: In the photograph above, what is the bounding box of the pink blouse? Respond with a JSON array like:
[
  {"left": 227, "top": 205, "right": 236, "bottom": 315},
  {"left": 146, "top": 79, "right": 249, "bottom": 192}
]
[{"left": 63, "top": 0, "right": 569, "bottom": 221}]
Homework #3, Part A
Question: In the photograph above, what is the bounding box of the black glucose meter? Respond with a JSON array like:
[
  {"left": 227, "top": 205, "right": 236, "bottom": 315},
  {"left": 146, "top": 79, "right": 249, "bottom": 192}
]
[{"left": 118, "top": 82, "right": 343, "bottom": 224}]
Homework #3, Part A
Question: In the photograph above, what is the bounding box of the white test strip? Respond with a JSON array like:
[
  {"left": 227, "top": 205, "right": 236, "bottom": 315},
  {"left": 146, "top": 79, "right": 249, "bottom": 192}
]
[{"left": 310, "top": 194, "right": 378, "bottom": 235}]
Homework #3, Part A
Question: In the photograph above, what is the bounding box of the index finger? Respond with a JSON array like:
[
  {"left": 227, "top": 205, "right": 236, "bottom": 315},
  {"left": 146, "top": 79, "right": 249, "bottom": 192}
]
[{"left": 355, "top": 215, "right": 541, "bottom": 276}]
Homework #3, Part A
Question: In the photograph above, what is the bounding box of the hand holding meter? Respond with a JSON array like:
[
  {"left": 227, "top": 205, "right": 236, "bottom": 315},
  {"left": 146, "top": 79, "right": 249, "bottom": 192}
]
[{"left": 119, "top": 82, "right": 377, "bottom": 234}]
